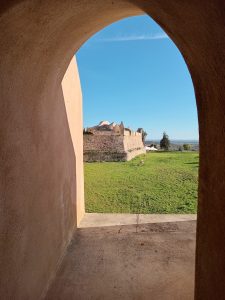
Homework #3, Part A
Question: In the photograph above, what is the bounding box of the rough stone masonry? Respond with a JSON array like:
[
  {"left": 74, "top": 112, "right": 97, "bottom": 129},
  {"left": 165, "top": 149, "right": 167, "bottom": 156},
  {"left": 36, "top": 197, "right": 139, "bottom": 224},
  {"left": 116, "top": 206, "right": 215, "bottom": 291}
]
[{"left": 83, "top": 121, "right": 146, "bottom": 161}]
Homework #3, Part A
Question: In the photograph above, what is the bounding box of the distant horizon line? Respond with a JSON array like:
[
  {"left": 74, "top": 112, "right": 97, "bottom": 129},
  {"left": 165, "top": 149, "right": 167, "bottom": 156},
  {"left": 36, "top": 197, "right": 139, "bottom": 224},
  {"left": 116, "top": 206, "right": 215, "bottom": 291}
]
[{"left": 146, "top": 139, "right": 199, "bottom": 141}]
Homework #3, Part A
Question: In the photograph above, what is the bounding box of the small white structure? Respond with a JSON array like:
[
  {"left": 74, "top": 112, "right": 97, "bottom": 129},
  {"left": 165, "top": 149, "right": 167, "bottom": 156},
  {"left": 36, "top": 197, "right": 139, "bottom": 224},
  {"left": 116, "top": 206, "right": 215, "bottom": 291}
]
[{"left": 145, "top": 145, "right": 158, "bottom": 151}]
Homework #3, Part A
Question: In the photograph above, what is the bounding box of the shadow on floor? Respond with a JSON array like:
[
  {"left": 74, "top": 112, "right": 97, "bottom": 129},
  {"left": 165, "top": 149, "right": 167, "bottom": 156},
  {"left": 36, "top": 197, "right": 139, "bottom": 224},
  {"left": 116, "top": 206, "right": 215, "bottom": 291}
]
[{"left": 46, "top": 219, "right": 196, "bottom": 300}]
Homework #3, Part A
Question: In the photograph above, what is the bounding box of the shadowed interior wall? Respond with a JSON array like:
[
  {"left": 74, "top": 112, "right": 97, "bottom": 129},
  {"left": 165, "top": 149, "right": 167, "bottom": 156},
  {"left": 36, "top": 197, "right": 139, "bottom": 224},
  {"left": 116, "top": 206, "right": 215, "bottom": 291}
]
[
  {"left": 0, "top": 36, "right": 79, "bottom": 300},
  {"left": 62, "top": 57, "right": 84, "bottom": 225},
  {"left": 0, "top": 1, "right": 224, "bottom": 299}
]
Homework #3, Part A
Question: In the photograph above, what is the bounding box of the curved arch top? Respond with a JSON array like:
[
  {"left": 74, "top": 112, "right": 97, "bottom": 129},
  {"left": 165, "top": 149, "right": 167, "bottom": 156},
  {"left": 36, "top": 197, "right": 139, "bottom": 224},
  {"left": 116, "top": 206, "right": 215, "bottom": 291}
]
[{"left": 0, "top": 1, "right": 224, "bottom": 299}]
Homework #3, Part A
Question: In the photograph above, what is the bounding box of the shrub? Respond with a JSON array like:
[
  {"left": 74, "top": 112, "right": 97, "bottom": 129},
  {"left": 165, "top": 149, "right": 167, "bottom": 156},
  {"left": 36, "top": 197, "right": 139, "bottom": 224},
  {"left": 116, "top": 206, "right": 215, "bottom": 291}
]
[{"left": 183, "top": 144, "right": 191, "bottom": 151}]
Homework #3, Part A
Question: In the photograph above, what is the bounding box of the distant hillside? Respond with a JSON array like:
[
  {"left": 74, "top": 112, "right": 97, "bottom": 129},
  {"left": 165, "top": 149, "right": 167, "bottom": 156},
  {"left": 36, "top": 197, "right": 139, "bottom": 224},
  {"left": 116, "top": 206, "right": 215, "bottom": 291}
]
[{"left": 146, "top": 140, "right": 199, "bottom": 151}]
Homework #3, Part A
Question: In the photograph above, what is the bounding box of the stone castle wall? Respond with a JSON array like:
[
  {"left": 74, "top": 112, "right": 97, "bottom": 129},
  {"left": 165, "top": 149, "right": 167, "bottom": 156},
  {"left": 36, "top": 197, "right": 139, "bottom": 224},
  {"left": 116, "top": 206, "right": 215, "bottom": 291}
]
[
  {"left": 83, "top": 134, "right": 145, "bottom": 162},
  {"left": 123, "top": 135, "right": 144, "bottom": 151},
  {"left": 123, "top": 135, "right": 146, "bottom": 160}
]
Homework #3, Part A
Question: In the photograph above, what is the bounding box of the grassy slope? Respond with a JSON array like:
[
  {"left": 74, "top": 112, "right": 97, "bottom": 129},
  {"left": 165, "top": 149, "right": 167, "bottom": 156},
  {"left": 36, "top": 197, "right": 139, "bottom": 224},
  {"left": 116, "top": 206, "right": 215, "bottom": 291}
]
[{"left": 84, "top": 152, "right": 199, "bottom": 214}]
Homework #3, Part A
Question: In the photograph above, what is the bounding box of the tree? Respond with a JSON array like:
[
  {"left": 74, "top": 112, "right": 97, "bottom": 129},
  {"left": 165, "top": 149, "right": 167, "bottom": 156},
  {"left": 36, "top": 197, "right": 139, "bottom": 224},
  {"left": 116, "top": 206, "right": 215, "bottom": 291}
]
[
  {"left": 183, "top": 144, "right": 191, "bottom": 151},
  {"left": 160, "top": 132, "right": 170, "bottom": 150},
  {"left": 142, "top": 130, "right": 147, "bottom": 143},
  {"left": 137, "top": 128, "right": 147, "bottom": 143}
]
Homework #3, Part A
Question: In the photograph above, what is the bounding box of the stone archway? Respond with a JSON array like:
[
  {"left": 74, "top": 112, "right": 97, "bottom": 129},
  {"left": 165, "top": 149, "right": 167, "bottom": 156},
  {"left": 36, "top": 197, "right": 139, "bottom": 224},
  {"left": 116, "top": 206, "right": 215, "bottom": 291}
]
[{"left": 0, "top": 1, "right": 224, "bottom": 299}]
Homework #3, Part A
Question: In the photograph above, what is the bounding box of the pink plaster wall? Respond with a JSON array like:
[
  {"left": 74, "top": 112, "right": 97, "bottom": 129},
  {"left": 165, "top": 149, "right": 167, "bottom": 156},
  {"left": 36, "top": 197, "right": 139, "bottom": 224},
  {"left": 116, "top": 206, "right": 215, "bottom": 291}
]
[
  {"left": 62, "top": 57, "right": 84, "bottom": 225},
  {"left": 0, "top": 57, "right": 81, "bottom": 300},
  {"left": 0, "top": 0, "right": 225, "bottom": 299}
]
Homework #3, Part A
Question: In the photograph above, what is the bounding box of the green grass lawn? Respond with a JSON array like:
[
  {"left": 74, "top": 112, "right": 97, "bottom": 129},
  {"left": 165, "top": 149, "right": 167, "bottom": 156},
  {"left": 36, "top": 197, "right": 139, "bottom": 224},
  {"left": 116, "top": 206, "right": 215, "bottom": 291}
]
[{"left": 84, "top": 152, "right": 199, "bottom": 214}]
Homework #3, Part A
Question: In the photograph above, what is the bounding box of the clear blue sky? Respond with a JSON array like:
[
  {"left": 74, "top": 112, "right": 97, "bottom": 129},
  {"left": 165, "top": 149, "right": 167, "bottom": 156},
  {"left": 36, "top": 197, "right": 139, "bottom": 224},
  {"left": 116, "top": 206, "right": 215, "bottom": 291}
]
[{"left": 76, "top": 15, "right": 198, "bottom": 140}]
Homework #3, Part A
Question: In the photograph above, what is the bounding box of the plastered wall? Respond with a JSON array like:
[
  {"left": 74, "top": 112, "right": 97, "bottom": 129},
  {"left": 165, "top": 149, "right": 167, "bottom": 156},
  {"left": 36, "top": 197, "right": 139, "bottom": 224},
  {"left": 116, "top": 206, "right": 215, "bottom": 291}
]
[
  {"left": 0, "top": 57, "right": 83, "bottom": 299},
  {"left": 62, "top": 57, "right": 84, "bottom": 225},
  {"left": 0, "top": 0, "right": 225, "bottom": 299}
]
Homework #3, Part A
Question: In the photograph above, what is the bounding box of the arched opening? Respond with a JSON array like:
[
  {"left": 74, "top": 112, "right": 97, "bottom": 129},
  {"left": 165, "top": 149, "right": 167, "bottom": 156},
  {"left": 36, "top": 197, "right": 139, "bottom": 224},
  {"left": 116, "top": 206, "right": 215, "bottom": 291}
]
[
  {"left": 47, "top": 15, "right": 198, "bottom": 298},
  {"left": 0, "top": 1, "right": 224, "bottom": 299},
  {"left": 77, "top": 15, "right": 198, "bottom": 219}
]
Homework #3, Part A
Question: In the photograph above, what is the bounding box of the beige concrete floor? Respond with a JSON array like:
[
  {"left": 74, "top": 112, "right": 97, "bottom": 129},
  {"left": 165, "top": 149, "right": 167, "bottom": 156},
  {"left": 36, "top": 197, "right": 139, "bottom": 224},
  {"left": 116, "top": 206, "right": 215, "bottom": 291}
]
[
  {"left": 46, "top": 214, "right": 196, "bottom": 300},
  {"left": 79, "top": 213, "right": 197, "bottom": 228}
]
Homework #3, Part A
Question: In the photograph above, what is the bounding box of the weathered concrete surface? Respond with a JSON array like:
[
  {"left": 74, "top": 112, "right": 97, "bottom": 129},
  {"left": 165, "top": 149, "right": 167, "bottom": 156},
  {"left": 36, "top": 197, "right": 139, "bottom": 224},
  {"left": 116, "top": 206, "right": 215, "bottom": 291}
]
[
  {"left": 46, "top": 220, "right": 196, "bottom": 300},
  {"left": 79, "top": 213, "right": 197, "bottom": 228}
]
